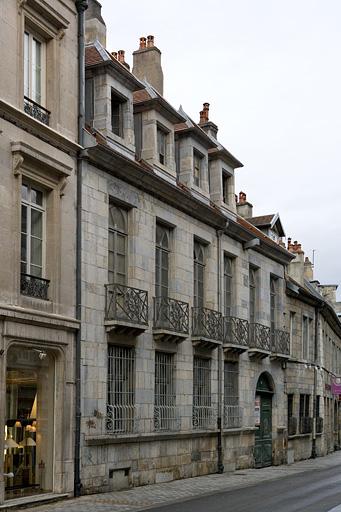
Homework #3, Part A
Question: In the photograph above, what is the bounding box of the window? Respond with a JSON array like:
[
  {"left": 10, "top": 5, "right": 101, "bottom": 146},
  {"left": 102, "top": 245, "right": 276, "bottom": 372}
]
[
  {"left": 193, "top": 241, "right": 205, "bottom": 308},
  {"left": 270, "top": 276, "right": 277, "bottom": 340},
  {"left": 288, "top": 394, "right": 294, "bottom": 419},
  {"left": 289, "top": 312, "right": 296, "bottom": 355},
  {"left": 108, "top": 204, "right": 128, "bottom": 285},
  {"left": 193, "top": 357, "right": 212, "bottom": 429},
  {"left": 222, "top": 172, "right": 232, "bottom": 204},
  {"left": 157, "top": 127, "right": 167, "bottom": 165},
  {"left": 107, "top": 345, "right": 135, "bottom": 434},
  {"left": 316, "top": 395, "right": 320, "bottom": 418},
  {"left": 21, "top": 182, "right": 45, "bottom": 280},
  {"left": 302, "top": 316, "right": 309, "bottom": 360},
  {"left": 249, "top": 266, "right": 257, "bottom": 324},
  {"left": 111, "top": 90, "right": 124, "bottom": 137},
  {"left": 224, "top": 361, "right": 240, "bottom": 428},
  {"left": 299, "top": 393, "right": 311, "bottom": 433},
  {"left": 154, "top": 352, "right": 177, "bottom": 431},
  {"left": 193, "top": 150, "right": 203, "bottom": 187},
  {"left": 85, "top": 78, "right": 94, "bottom": 126},
  {"left": 224, "top": 256, "right": 233, "bottom": 317},
  {"left": 155, "top": 224, "right": 170, "bottom": 297},
  {"left": 24, "top": 30, "right": 45, "bottom": 106}
]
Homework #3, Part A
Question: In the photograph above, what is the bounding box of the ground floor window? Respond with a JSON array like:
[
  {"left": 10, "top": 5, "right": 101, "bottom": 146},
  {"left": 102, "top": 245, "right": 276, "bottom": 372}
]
[
  {"left": 154, "top": 352, "right": 177, "bottom": 431},
  {"left": 4, "top": 346, "right": 54, "bottom": 500},
  {"left": 193, "top": 357, "right": 213, "bottom": 429},
  {"left": 224, "top": 361, "right": 241, "bottom": 428}
]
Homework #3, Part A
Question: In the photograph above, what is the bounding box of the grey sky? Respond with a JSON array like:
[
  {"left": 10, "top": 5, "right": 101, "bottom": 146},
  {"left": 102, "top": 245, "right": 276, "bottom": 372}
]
[{"left": 101, "top": 0, "right": 341, "bottom": 297}]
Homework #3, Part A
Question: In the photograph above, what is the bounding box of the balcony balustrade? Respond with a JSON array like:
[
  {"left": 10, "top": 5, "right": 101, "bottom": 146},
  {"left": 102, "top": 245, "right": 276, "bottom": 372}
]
[
  {"left": 272, "top": 329, "right": 290, "bottom": 358},
  {"left": 223, "top": 404, "right": 242, "bottom": 429},
  {"left": 24, "top": 96, "right": 50, "bottom": 125},
  {"left": 223, "top": 316, "right": 249, "bottom": 355},
  {"left": 192, "top": 307, "right": 222, "bottom": 349},
  {"left": 153, "top": 297, "right": 189, "bottom": 343},
  {"left": 105, "top": 283, "right": 148, "bottom": 335},
  {"left": 20, "top": 273, "right": 49, "bottom": 300},
  {"left": 248, "top": 322, "right": 271, "bottom": 359}
]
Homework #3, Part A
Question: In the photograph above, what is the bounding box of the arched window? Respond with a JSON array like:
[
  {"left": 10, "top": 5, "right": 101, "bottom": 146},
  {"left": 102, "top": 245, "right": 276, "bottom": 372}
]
[
  {"left": 108, "top": 204, "right": 128, "bottom": 285},
  {"left": 155, "top": 224, "right": 170, "bottom": 297}
]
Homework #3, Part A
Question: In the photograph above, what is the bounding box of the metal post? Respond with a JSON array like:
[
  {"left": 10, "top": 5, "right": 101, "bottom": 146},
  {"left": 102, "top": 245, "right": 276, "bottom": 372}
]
[
  {"left": 311, "top": 305, "right": 320, "bottom": 459},
  {"left": 216, "top": 229, "right": 224, "bottom": 474}
]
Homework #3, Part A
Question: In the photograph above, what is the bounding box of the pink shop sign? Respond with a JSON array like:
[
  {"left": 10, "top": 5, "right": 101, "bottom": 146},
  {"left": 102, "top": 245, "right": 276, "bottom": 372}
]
[{"left": 331, "top": 378, "right": 341, "bottom": 395}]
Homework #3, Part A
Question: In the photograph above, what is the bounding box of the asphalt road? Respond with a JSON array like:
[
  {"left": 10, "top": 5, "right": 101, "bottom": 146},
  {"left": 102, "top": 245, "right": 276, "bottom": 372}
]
[{"left": 142, "top": 465, "right": 341, "bottom": 512}]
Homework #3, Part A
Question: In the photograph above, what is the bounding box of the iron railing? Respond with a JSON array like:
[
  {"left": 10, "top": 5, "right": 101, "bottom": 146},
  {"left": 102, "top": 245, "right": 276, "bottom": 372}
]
[
  {"left": 153, "top": 297, "right": 189, "bottom": 334},
  {"left": 154, "top": 405, "right": 180, "bottom": 432},
  {"left": 105, "top": 283, "right": 148, "bottom": 325},
  {"left": 223, "top": 404, "right": 242, "bottom": 429},
  {"left": 20, "top": 273, "right": 49, "bottom": 300},
  {"left": 224, "top": 317, "right": 249, "bottom": 346},
  {"left": 249, "top": 323, "right": 271, "bottom": 351},
  {"left": 24, "top": 96, "right": 50, "bottom": 125},
  {"left": 192, "top": 405, "right": 216, "bottom": 430},
  {"left": 288, "top": 416, "right": 297, "bottom": 436},
  {"left": 192, "top": 307, "right": 222, "bottom": 341},
  {"left": 274, "top": 329, "right": 290, "bottom": 354},
  {"left": 316, "top": 416, "right": 323, "bottom": 434},
  {"left": 106, "top": 404, "right": 137, "bottom": 434},
  {"left": 299, "top": 416, "right": 313, "bottom": 434}
]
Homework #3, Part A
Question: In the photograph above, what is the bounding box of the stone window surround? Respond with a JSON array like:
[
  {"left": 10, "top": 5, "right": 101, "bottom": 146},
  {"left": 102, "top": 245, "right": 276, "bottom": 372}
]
[{"left": 222, "top": 168, "right": 233, "bottom": 205}]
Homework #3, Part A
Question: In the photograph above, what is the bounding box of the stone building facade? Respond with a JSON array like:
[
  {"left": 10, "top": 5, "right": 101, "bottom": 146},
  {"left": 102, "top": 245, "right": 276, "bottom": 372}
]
[{"left": 0, "top": 0, "right": 79, "bottom": 505}]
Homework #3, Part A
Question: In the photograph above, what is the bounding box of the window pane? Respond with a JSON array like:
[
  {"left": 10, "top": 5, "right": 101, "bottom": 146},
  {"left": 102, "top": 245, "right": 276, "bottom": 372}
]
[
  {"left": 32, "top": 38, "right": 42, "bottom": 104},
  {"left": 21, "top": 205, "right": 27, "bottom": 234},
  {"left": 21, "top": 234, "right": 27, "bottom": 266},
  {"left": 21, "top": 184, "right": 28, "bottom": 201},
  {"left": 24, "top": 32, "right": 30, "bottom": 98},
  {"left": 31, "top": 187, "right": 43, "bottom": 206},
  {"left": 31, "top": 209, "right": 42, "bottom": 238},
  {"left": 30, "top": 237, "right": 42, "bottom": 266},
  {"left": 117, "top": 233, "right": 126, "bottom": 254},
  {"left": 30, "top": 264, "right": 42, "bottom": 277}
]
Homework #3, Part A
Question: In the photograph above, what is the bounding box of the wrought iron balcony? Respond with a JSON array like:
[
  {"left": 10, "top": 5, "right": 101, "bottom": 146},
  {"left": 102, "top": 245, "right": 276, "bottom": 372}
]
[
  {"left": 106, "top": 404, "right": 137, "bottom": 435},
  {"left": 154, "top": 405, "right": 180, "bottom": 432},
  {"left": 192, "top": 307, "right": 222, "bottom": 348},
  {"left": 20, "top": 273, "right": 49, "bottom": 300},
  {"left": 288, "top": 416, "right": 297, "bottom": 436},
  {"left": 223, "top": 316, "right": 249, "bottom": 354},
  {"left": 223, "top": 404, "right": 242, "bottom": 429},
  {"left": 24, "top": 96, "right": 50, "bottom": 125},
  {"left": 248, "top": 323, "right": 271, "bottom": 358},
  {"left": 299, "top": 416, "right": 313, "bottom": 434},
  {"left": 192, "top": 405, "right": 217, "bottom": 430},
  {"left": 153, "top": 297, "right": 189, "bottom": 343},
  {"left": 105, "top": 283, "right": 148, "bottom": 335},
  {"left": 316, "top": 416, "right": 323, "bottom": 434},
  {"left": 273, "top": 329, "right": 290, "bottom": 356}
]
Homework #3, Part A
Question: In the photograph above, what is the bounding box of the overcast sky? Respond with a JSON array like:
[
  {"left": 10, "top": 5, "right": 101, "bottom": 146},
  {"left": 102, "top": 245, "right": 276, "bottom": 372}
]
[{"left": 101, "top": 0, "right": 341, "bottom": 298}]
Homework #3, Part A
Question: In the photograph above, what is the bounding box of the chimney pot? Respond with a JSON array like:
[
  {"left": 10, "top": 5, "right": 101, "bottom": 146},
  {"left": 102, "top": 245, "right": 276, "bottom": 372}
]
[
  {"left": 139, "top": 36, "right": 147, "bottom": 49},
  {"left": 239, "top": 191, "right": 247, "bottom": 204},
  {"left": 111, "top": 51, "right": 117, "bottom": 59},
  {"left": 147, "top": 35, "right": 154, "bottom": 47},
  {"left": 117, "top": 50, "right": 125, "bottom": 63}
]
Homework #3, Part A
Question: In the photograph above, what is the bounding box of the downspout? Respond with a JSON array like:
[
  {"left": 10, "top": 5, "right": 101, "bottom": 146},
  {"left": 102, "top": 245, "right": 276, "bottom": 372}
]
[
  {"left": 311, "top": 304, "right": 320, "bottom": 459},
  {"left": 216, "top": 228, "right": 224, "bottom": 473},
  {"left": 75, "top": 0, "right": 88, "bottom": 497}
]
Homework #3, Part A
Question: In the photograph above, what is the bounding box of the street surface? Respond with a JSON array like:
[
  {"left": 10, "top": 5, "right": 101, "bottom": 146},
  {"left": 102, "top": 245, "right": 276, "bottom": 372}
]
[{"left": 19, "top": 451, "right": 341, "bottom": 512}]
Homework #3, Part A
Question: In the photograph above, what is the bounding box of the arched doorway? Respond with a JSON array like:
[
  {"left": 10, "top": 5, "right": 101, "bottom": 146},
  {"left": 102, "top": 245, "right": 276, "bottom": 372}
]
[{"left": 254, "top": 372, "right": 274, "bottom": 468}]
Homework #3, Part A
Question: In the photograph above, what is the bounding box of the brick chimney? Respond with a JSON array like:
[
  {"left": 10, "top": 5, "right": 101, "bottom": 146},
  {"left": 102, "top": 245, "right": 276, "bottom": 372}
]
[
  {"left": 132, "top": 35, "right": 164, "bottom": 95},
  {"left": 287, "top": 238, "right": 305, "bottom": 285},
  {"left": 85, "top": 0, "right": 106, "bottom": 47},
  {"left": 198, "top": 102, "right": 218, "bottom": 139},
  {"left": 236, "top": 191, "right": 253, "bottom": 218}
]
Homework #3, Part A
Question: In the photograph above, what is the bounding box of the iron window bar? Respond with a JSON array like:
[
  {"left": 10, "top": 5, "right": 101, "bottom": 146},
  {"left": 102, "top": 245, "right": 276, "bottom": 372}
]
[
  {"left": 224, "top": 316, "right": 249, "bottom": 346},
  {"left": 105, "top": 283, "right": 148, "bottom": 325},
  {"left": 223, "top": 405, "right": 242, "bottom": 429},
  {"left": 153, "top": 297, "right": 189, "bottom": 334},
  {"left": 24, "top": 96, "right": 50, "bottom": 125},
  {"left": 20, "top": 273, "right": 49, "bottom": 300},
  {"left": 192, "top": 307, "right": 222, "bottom": 341},
  {"left": 154, "top": 352, "right": 179, "bottom": 431}
]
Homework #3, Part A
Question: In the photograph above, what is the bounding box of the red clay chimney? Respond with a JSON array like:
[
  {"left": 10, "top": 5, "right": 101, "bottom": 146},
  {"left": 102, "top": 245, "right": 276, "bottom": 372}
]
[
  {"left": 139, "top": 36, "right": 147, "bottom": 49},
  {"left": 238, "top": 191, "right": 247, "bottom": 204},
  {"left": 147, "top": 35, "right": 154, "bottom": 47},
  {"left": 117, "top": 50, "right": 125, "bottom": 63},
  {"left": 111, "top": 51, "right": 117, "bottom": 60}
]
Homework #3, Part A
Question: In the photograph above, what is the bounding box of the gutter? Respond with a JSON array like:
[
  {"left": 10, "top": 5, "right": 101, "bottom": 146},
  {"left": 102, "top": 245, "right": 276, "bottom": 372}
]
[
  {"left": 216, "top": 228, "right": 224, "bottom": 474},
  {"left": 75, "top": 0, "right": 88, "bottom": 498}
]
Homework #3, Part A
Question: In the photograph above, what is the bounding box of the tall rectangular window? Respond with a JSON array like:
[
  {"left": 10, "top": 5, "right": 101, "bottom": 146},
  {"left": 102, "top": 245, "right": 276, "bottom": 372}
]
[
  {"left": 270, "top": 276, "right": 277, "bottom": 340},
  {"left": 224, "top": 361, "right": 240, "bottom": 428},
  {"left": 111, "top": 90, "right": 124, "bottom": 137},
  {"left": 21, "top": 182, "right": 45, "bottom": 278},
  {"left": 222, "top": 172, "right": 231, "bottom": 204},
  {"left": 24, "top": 31, "right": 45, "bottom": 105},
  {"left": 302, "top": 316, "right": 309, "bottom": 360},
  {"left": 193, "top": 150, "right": 203, "bottom": 187},
  {"left": 249, "top": 266, "right": 257, "bottom": 324},
  {"left": 224, "top": 255, "right": 233, "bottom": 317},
  {"left": 193, "top": 357, "right": 211, "bottom": 429},
  {"left": 289, "top": 312, "right": 296, "bottom": 355},
  {"left": 107, "top": 345, "right": 135, "bottom": 433},
  {"left": 193, "top": 241, "right": 205, "bottom": 308},
  {"left": 157, "top": 127, "right": 167, "bottom": 165},
  {"left": 288, "top": 394, "right": 294, "bottom": 419},
  {"left": 155, "top": 224, "right": 170, "bottom": 297},
  {"left": 108, "top": 204, "right": 128, "bottom": 284},
  {"left": 85, "top": 78, "right": 94, "bottom": 125},
  {"left": 154, "top": 352, "right": 176, "bottom": 431}
]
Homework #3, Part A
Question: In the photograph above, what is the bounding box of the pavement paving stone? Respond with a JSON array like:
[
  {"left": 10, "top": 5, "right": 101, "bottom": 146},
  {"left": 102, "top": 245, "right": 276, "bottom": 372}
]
[{"left": 19, "top": 452, "right": 341, "bottom": 512}]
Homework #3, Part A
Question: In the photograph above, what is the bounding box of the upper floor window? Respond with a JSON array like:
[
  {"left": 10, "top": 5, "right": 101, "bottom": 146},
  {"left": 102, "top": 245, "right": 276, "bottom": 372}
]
[
  {"left": 157, "top": 127, "right": 167, "bottom": 165},
  {"left": 222, "top": 172, "right": 232, "bottom": 205},
  {"left": 302, "top": 315, "right": 309, "bottom": 360},
  {"left": 155, "top": 224, "right": 170, "bottom": 297},
  {"left": 224, "top": 255, "right": 233, "bottom": 317},
  {"left": 85, "top": 78, "right": 94, "bottom": 126},
  {"left": 224, "top": 361, "right": 240, "bottom": 428},
  {"left": 249, "top": 266, "right": 257, "bottom": 324},
  {"left": 270, "top": 276, "right": 277, "bottom": 338},
  {"left": 108, "top": 204, "right": 128, "bottom": 285},
  {"left": 193, "top": 150, "right": 203, "bottom": 187},
  {"left": 154, "top": 352, "right": 176, "bottom": 432},
  {"left": 193, "top": 357, "right": 211, "bottom": 429},
  {"left": 24, "top": 30, "right": 49, "bottom": 125},
  {"left": 194, "top": 241, "right": 205, "bottom": 308},
  {"left": 111, "top": 90, "right": 125, "bottom": 137},
  {"left": 289, "top": 311, "right": 295, "bottom": 355}
]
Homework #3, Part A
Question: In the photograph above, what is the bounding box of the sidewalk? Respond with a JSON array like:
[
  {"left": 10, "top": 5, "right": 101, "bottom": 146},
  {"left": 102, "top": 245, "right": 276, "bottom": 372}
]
[{"left": 12, "top": 451, "right": 341, "bottom": 512}]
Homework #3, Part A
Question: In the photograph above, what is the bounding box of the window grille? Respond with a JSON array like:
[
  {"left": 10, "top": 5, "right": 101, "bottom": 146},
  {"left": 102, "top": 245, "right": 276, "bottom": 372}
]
[
  {"left": 154, "top": 352, "right": 178, "bottom": 431},
  {"left": 194, "top": 241, "right": 205, "bottom": 309},
  {"left": 107, "top": 345, "right": 135, "bottom": 434},
  {"left": 155, "top": 224, "right": 170, "bottom": 298},
  {"left": 108, "top": 204, "right": 128, "bottom": 285},
  {"left": 193, "top": 357, "right": 214, "bottom": 429},
  {"left": 224, "top": 361, "right": 241, "bottom": 428},
  {"left": 224, "top": 256, "right": 233, "bottom": 317}
]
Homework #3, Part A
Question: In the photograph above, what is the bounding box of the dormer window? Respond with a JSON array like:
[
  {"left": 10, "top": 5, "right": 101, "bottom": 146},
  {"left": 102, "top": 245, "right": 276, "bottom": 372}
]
[
  {"left": 111, "top": 90, "right": 125, "bottom": 137},
  {"left": 157, "top": 126, "right": 167, "bottom": 165},
  {"left": 222, "top": 172, "right": 232, "bottom": 205},
  {"left": 193, "top": 150, "right": 203, "bottom": 187}
]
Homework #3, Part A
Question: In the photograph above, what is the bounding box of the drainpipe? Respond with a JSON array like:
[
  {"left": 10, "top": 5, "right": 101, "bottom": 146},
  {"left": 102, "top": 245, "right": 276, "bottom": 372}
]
[
  {"left": 311, "top": 304, "right": 320, "bottom": 459},
  {"left": 216, "top": 228, "right": 224, "bottom": 474},
  {"left": 75, "top": 0, "right": 88, "bottom": 498}
]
